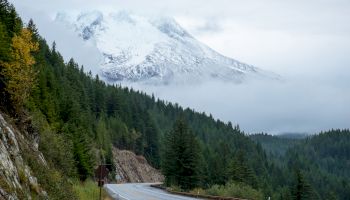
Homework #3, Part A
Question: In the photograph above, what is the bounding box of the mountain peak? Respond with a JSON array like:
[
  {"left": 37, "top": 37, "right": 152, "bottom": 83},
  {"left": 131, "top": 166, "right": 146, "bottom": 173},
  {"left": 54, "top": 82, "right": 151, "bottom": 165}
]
[{"left": 55, "top": 10, "right": 279, "bottom": 85}]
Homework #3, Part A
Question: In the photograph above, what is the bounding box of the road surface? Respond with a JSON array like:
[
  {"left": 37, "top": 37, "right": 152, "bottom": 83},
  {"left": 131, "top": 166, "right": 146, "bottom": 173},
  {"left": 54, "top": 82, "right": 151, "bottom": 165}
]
[{"left": 105, "top": 183, "right": 203, "bottom": 200}]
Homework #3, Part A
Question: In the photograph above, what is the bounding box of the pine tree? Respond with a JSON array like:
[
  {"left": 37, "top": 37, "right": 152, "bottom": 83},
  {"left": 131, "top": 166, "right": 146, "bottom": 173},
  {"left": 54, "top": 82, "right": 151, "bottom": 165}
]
[
  {"left": 162, "top": 118, "right": 201, "bottom": 190},
  {"left": 0, "top": 21, "right": 9, "bottom": 106},
  {"left": 144, "top": 116, "right": 160, "bottom": 168},
  {"left": 0, "top": 21, "right": 10, "bottom": 61},
  {"left": 291, "top": 169, "right": 317, "bottom": 200},
  {"left": 228, "top": 150, "right": 258, "bottom": 188},
  {"left": 73, "top": 132, "right": 94, "bottom": 181},
  {"left": 27, "top": 18, "right": 39, "bottom": 40},
  {"left": 0, "top": 0, "right": 22, "bottom": 37}
]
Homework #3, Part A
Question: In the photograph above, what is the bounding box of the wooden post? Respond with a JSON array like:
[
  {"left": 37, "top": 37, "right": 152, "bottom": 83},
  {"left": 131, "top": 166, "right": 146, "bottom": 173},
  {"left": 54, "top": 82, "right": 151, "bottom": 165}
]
[
  {"left": 95, "top": 163, "right": 111, "bottom": 200},
  {"left": 99, "top": 161, "right": 102, "bottom": 200}
]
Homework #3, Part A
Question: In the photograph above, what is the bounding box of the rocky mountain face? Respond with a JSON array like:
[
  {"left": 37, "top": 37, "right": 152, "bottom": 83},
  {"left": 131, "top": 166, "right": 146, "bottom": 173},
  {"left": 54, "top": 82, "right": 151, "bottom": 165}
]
[
  {"left": 0, "top": 112, "right": 47, "bottom": 200},
  {"left": 55, "top": 10, "right": 279, "bottom": 85},
  {"left": 113, "top": 148, "right": 163, "bottom": 183}
]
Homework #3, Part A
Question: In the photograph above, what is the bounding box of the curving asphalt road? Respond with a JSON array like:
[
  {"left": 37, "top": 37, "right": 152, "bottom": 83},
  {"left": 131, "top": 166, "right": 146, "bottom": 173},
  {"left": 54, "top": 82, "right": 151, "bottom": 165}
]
[{"left": 105, "top": 183, "right": 203, "bottom": 200}]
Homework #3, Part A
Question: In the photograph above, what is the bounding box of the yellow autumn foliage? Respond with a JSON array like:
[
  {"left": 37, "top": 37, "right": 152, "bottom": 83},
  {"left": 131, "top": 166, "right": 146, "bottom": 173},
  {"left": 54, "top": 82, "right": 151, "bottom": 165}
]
[{"left": 1, "top": 28, "right": 39, "bottom": 109}]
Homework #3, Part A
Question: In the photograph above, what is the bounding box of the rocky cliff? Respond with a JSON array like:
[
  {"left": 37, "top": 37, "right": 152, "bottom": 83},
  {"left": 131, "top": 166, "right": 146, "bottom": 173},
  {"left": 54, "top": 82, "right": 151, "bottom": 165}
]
[
  {"left": 0, "top": 112, "right": 47, "bottom": 200},
  {"left": 113, "top": 148, "right": 164, "bottom": 183}
]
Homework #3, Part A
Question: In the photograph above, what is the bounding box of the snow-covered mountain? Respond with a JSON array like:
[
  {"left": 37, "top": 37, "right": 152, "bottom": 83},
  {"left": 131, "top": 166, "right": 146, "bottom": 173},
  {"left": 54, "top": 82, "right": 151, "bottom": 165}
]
[{"left": 55, "top": 10, "right": 279, "bottom": 84}]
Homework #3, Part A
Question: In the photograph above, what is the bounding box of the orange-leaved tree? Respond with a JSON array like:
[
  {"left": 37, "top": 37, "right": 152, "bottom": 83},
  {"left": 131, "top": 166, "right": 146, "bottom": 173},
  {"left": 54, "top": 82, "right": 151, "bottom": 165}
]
[{"left": 1, "top": 28, "right": 38, "bottom": 110}]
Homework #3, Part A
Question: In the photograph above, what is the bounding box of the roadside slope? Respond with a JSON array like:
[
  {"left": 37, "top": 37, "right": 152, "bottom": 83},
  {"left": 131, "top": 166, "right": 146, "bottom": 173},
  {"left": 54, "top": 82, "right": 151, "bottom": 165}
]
[
  {"left": 113, "top": 148, "right": 164, "bottom": 183},
  {"left": 0, "top": 112, "right": 47, "bottom": 199}
]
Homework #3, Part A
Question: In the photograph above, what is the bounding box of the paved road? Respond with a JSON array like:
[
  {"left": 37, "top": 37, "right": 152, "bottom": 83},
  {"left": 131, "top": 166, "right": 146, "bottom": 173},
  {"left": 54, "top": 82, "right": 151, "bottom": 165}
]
[{"left": 105, "top": 183, "right": 203, "bottom": 200}]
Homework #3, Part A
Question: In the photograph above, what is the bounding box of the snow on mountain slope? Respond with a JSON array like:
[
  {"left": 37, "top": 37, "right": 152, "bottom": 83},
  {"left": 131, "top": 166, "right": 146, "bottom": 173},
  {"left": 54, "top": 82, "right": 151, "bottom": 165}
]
[{"left": 55, "top": 10, "right": 279, "bottom": 84}]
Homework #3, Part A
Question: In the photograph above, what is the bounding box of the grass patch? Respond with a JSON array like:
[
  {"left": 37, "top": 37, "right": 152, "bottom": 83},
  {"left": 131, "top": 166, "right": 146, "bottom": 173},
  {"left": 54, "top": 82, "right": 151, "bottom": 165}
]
[
  {"left": 188, "top": 188, "right": 206, "bottom": 196},
  {"left": 72, "top": 179, "right": 111, "bottom": 200}
]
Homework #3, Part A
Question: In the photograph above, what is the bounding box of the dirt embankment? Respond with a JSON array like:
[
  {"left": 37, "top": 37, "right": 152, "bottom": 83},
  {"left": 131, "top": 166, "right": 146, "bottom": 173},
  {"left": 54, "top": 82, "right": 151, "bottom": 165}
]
[{"left": 113, "top": 148, "right": 164, "bottom": 183}]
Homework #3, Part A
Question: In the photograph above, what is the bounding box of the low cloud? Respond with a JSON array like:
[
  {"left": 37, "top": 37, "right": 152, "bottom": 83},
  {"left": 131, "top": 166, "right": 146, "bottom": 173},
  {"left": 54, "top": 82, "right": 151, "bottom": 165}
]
[{"left": 129, "top": 77, "right": 349, "bottom": 134}]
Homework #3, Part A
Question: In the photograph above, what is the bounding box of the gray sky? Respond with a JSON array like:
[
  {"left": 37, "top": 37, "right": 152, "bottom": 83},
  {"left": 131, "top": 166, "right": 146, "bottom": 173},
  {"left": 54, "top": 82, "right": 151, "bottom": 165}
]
[{"left": 9, "top": 0, "right": 350, "bottom": 134}]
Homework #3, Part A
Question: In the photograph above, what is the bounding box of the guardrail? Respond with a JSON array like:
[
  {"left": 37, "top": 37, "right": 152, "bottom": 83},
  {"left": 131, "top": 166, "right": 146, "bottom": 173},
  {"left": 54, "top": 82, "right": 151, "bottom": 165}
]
[{"left": 150, "top": 184, "right": 248, "bottom": 200}]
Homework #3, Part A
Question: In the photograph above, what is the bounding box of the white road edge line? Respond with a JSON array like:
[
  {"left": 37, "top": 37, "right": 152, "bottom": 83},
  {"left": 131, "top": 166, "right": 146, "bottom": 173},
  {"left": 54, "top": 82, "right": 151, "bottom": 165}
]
[
  {"left": 140, "top": 184, "right": 196, "bottom": 200},
  {"left": 105, "top": 185, "right": 131, "bottom": 200}
]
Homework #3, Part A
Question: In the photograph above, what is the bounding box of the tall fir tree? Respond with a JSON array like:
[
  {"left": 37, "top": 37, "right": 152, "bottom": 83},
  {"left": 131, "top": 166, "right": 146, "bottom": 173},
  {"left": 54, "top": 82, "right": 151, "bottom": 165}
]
[
  {"left": 162, "top": 118, "right": 201, "bottom": 190},
  {"left": 291, "top": 169, "right": 317, "bottom": 200}
]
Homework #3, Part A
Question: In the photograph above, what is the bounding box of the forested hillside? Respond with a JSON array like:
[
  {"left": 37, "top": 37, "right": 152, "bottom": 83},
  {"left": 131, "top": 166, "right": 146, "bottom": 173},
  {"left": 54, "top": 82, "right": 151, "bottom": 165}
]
[
  {"left": 0, "top": 1, "right": 349, "bottom": 199},
  {"left": 283, "top": 130, "right": 350, "bottom": 199},
  {"left": 252, "top": 130, "right": 350, "bottom": 200}
]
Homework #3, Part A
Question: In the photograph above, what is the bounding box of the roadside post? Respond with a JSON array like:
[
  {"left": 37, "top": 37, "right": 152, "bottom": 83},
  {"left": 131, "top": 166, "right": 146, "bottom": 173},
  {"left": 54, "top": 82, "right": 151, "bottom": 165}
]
[{"left": 95, "top": 164, "right": 111, "bottom": 200}]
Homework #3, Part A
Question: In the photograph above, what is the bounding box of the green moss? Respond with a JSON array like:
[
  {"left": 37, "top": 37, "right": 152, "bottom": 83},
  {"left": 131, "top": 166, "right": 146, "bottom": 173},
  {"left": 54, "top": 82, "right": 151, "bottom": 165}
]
[
  {"left": 21, "top": 144, "right": 78, "bottom": 200},
  {"left": 0, "top": 176, "right": 13, "bottom": 194},
  {"left": 18, "top": 167, "right": 27, "bottom": 185}
]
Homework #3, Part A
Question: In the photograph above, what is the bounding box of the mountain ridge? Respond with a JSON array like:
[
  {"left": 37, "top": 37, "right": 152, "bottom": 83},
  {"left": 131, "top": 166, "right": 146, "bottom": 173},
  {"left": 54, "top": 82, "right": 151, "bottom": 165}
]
[{"left": 54, "top": 10, "right": 280, "bottom": 85}]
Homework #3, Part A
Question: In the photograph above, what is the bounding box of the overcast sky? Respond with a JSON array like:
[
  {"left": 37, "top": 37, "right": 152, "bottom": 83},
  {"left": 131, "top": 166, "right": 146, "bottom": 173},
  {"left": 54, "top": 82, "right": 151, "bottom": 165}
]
[{"left": 9, "top": 0, "right": 350, "bottom": 134}]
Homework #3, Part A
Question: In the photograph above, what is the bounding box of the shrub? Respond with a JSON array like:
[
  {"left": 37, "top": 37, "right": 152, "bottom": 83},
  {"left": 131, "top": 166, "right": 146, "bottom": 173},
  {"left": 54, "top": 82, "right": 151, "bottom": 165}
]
[{"left": 206, "top": 182, "right": 264, "bottom": 200}]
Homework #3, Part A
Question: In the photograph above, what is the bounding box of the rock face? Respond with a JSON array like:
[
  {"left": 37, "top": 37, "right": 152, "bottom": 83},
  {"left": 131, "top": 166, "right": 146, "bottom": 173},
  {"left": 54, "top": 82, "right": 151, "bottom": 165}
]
[
  {"left": 113, "top": 148, "right": 163, "bottom": 183},
  {"left": 0, "top": 112, "right": 47, "bottom": 200},
  {"left": 55, "top": 10, "right": 280, "bottom": 85}
]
